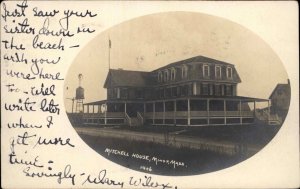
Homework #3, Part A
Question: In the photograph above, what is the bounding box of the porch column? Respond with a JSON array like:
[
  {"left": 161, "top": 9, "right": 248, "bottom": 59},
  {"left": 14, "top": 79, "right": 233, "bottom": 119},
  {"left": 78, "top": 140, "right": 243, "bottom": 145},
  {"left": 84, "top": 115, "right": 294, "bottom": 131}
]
[
  {"left": 207, "top": 99, "right": 210, "bottom": 125},
  {"left": 124, "top": 103, "right": 127, "bottom": 125},
  {"left": 98, "top": 105, "right": 101, "bottom": 113},
  {"left": 224, "top": 100, "right": 227, "bottom": 125},
  {"left": 239, "top": 100, "right": 242, "bottom": 124},
  {"left": 253, "top": 101, "right": 256, "bottom": 117},
  {"left": 87, "top": 105, "right": 90, "bottom": 113},
  {"left": 92, "top": 105, "right": 95, "bottom": 113},
  {"left": 104, "top": 103, "right": 107, "bottom": 125},
  {"left": 153, "top": 102, "right": 155, "bottom": 124},
  {"left": 187, "top": 98, "right": 190, "bottom": 126},
  {"left": 163, "top": 101, "right": 165, "bottom": 124},
  {"left": 174, "top": 100, "right": 176, "bottom": 125}
]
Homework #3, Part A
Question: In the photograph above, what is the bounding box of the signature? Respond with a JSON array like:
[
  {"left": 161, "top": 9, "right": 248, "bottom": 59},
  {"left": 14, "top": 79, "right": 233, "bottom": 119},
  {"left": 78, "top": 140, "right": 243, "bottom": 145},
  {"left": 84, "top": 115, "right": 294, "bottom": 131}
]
[
  {"left": 81, "top": 169, "right": 125, "bottom": 188},
  {"left": 23, "top": 164, "right": 76, "bottom": 185}
]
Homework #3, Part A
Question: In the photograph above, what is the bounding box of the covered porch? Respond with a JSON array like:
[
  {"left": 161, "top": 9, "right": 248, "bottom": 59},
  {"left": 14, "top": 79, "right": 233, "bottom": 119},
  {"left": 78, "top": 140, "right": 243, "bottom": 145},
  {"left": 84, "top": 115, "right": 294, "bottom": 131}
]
[
  {"left": 82, "top": 100, "right": 144, "bottom": 126},
  {"left": 81, "top": 96, "right": 271, "bottom": 126},
  {"left": 144, "top": 96, "right": 270, "bottom": 126}
]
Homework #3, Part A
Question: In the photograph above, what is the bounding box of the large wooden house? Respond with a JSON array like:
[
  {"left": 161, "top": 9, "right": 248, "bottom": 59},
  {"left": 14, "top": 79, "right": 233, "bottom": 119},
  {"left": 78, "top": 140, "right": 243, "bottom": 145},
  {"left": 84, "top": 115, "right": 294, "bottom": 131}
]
[{"left": 82, "top": 55, "right": 270, "bottom": 126}]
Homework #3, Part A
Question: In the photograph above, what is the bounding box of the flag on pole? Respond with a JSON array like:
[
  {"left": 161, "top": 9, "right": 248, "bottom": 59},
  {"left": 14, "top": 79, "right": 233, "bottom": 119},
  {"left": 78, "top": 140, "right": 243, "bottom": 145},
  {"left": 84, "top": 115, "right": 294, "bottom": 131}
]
[{"left": 108, "top": 37, "right": 111, "bottom": 70}]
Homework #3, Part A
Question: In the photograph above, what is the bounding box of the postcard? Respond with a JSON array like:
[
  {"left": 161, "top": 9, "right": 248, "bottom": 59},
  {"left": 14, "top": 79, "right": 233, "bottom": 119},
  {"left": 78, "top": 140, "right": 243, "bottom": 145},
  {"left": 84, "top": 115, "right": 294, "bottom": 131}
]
[{"left": 1, "top": 1, "right": 299, "bottom": 188}]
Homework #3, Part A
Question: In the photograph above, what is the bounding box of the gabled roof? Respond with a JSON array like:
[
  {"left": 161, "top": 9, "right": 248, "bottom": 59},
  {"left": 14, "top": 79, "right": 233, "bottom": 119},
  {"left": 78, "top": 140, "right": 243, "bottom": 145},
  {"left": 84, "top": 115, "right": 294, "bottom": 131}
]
[
  {"left": 103, "top": 69, "right": 150, "bottom": 88},
  {"left": 269, "top": 82, "right": 291, "bottom": 99},
  {"left": 152, "top": 55, "right": 234, "bottom": 72},
  {"left": 103, "top": 56, "right": 242, "bottom": 88}
]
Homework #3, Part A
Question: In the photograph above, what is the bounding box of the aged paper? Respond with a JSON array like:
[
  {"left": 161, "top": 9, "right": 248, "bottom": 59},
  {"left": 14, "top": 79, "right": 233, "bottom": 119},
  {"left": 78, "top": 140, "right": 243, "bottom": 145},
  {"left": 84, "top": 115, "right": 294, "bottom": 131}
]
[{"left": 1, "top": 1, "right": 299, "bottom": 188}]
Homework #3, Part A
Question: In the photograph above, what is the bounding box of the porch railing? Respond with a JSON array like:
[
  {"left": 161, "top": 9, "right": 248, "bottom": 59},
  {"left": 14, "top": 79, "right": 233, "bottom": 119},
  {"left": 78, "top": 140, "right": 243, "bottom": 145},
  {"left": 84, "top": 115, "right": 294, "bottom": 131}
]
[
  {"left": 82, "top": 110, "right": 255, "bottom": 123},
  {"left": 125, "top": 112, "right": 132, "bottom": 126},
  {"left": 176, "top": 111, "right": 188, "bottom": 117},
  {"left": 225, "top": 111, "right": 239, "bottom": 116},
  {"left": 190, "top": 111, "right": 208, "bottom": 117},
  {"left": 209, "top": 111, "right": 225, "bottom": 116},
  {"left": 143, "top": 111, "right": 254, "bottom": 118},
  {"left": 83, "top": 112, "right": 124, "bottom": 118},
  {"left": 164, "top": 111, "right": 174, "bottom": 117},
  {"left": 137, "top": 112, "right": 144, "bottom": 125},
  {"left": 144, "top": 112, "right": 153, "bottom": 119},
  {"left": 154, "top": 112, "right": 164, "bottom": 118}
]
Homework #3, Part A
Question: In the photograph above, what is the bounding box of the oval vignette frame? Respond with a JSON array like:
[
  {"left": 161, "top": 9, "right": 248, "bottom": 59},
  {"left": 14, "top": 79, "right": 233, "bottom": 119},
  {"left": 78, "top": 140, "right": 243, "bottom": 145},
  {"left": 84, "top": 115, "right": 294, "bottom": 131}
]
[{"left": 64, "top": 12, "right": 291, "bottom": 176}]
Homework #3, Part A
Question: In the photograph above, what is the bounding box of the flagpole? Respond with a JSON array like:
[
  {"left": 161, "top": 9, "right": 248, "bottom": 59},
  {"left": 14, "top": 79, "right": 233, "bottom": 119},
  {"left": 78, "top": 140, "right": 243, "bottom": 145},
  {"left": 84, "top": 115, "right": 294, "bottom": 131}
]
[
  {"left": 106, "top": 37, "right": 111, "bottom": 125},
  {"left": 108, "top": 37, "right": 111, "bottom": 70}
]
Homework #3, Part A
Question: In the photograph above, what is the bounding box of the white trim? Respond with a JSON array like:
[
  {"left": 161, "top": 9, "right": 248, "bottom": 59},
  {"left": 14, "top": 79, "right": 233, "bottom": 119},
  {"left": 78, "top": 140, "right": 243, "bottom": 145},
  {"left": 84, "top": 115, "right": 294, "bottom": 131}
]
[
  {"left": 226, "top": 66, "right": 233, "bottom": 79},
  {"left": 181, "top": 65, "right": 188, "bottom": 79},
  {"left": 215, "top": 65, "right": 222, "bottom": 79},
  {"left": 203, "top": 64, "right": 210, "bottom": 77},
  {"left": 158, "top": 71, "right": 163, "bottom": 82},
  {"left": 170, "top": 67, "right": 176, "bottom": 81},
  {"left": 164, "top": 69, "right": 170, "bottom": 82},
  {"left": 193, "top": 82, "right": 197, "bottom": 95}
]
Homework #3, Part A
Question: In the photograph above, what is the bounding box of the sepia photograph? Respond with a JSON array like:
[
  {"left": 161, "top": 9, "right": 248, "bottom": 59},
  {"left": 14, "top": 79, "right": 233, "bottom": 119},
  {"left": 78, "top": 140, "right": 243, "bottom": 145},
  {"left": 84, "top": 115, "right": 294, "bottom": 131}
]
[{"left": 64, "top": 12, "right": 291, "bottom": 176}]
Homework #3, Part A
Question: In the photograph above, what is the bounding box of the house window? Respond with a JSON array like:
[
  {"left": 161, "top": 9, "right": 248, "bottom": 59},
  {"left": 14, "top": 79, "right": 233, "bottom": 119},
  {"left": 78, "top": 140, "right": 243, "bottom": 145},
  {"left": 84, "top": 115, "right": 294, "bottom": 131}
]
[
  {"left": 209, "top": 84, "right": 214, "bottom": 95},
  {"left": 108, "top": 89, "right": 113, "bottom": 98},
  {"left": 171, "top": 87, "right": 178, "bottom": 97},
  {"left": 215, "top": 84, "right": 221, "bottom": 96},
  {"left": 226, "top": 85, "right": 232, "bottom": 96},
  {"left": 171, "top": 68, "right": 176, "bottom": 81},
  {"left": 192, "top": 82, "right": 201, "bottom": 95},
  {"left": 221, "top": 85, "right": 225, "bottom": 96},
  {"left": 114, "top": 88, "right": 120, "bottom": 98},
  {"left": 155, "top": 89, "right": 160, "bottom": 99},
  {"left": 165, "top": 88, "right": 171, "bottom": 98},
  {"left": 182, "top": 65, "right": 188, "bottom": 79},
  {"left": 232, "top": 85, "right": 237, "bottom": 96},
  {"left": 202, "top": 83, "right": 209, "bottom": 95},
  {"left": 135, "top": 89, "right": 143, "bottom": 99},
  {"left": 226, "top": 67, "right": 233, "bottom": 79},
  {"left": 177, "top": 86, "right": 181, "bottom": 96},
  {"left": 181, "top": 85, "right": 188, "bottom": 96},
  {"left": 164, "top": 70, "right": 169, "bottom": 82},
  {"left": 120, "top": 88, "right": 128, "bottom": 99},
  {"left": 159, "top": 88, "right": 164, "bottom": 98},
  {"left": 158, "top": 71, "right": 163, "bottom": 82},
  {"left": 215, "top": 66, "right": 221, "bottom": 79},
  {"left": 203, "top": 64, "right": 210, "bottom": 77},
  {"left": 193, "top": 82, "right": 197, "bottom": 95},
  {"left": 189, "top": 83, "right": 193, "bottom": 95}
]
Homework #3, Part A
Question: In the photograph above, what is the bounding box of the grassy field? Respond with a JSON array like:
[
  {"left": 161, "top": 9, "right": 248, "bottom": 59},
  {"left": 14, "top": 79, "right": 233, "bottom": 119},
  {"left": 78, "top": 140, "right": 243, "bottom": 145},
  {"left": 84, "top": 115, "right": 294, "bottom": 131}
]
[
  {"left": 80, "top": 133, "right": 258, "bottom": 176},
  {"left": 75, "top": 122, "right": 281, "bottom": 175},
  {"left": 80, "top": 123, "right": 280, "bottom": 146}
]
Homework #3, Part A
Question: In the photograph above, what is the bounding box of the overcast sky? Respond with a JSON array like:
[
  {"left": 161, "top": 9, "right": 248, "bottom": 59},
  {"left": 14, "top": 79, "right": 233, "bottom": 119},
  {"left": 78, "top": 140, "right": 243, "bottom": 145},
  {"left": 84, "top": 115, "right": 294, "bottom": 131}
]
[{"left": 64, "top": 12, "right": 288, "bottom": 112}]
